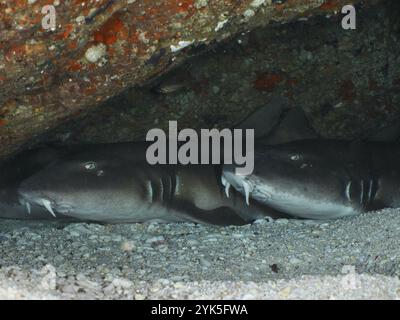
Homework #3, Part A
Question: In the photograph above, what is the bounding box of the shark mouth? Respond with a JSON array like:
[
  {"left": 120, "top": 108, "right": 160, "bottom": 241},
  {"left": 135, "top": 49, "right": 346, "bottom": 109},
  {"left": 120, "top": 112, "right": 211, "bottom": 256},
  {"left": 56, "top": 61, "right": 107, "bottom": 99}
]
[
  {"left": 20, "top": 197, "right": 57, "bottom": 218},
  {"left": 221, "top": 175, "right": 231, "bottom": 198},
  {"left": 221, "top": 174, "right": 254, "bottom": 206}
]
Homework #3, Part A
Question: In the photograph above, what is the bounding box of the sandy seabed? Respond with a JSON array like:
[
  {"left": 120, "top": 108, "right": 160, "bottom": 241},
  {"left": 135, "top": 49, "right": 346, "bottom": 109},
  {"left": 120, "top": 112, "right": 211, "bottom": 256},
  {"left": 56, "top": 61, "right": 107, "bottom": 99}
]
[{"left": 0, "top": 208, "right": 400, "bottom": 299}]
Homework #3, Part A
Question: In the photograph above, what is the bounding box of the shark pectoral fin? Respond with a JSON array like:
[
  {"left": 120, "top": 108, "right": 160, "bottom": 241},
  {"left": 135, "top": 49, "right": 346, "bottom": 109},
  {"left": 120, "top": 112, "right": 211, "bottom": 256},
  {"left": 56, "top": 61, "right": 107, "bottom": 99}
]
[{"left": 169, "top": 201, "right": 248, "bottom": 226}]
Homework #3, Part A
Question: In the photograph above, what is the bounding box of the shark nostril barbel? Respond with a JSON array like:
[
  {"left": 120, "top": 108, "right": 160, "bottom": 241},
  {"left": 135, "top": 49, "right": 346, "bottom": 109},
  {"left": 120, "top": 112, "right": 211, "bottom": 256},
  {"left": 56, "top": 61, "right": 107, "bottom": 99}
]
[
  {"left": 242, "top": 180, "right": 253, "bottom": 206},
  {"left": 225, "top": 182, "right": 231, "bottom": 198},
  {"left": 221, "top": 175, "right": 231, "bottom": 198},
  {"left": 26, "top": 202, "right": 31, "bottom": 215},
  {"left": 41, "top": 199, "right": 56, "bottom": 218}
]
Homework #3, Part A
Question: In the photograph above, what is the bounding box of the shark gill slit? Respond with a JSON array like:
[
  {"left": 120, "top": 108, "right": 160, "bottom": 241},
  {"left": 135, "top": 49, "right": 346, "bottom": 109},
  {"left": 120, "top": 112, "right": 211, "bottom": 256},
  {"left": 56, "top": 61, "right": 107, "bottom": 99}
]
[
  {"left": 167, "top": 174, "right": 175, "bottom": 201},
  {"left": 158, "top": 177, "right": 164, "bottom": 202},
  {"left": 360, "top": 180, "right": 364, "bottom": 205},
  {"left": 147, "top": 180, "right": 154, "bottom": 203},
  {"left": 367, "top": 179, "right": 373, "bottom": 203},
  {"left": 345, "top": 181, "right": 352, "bottom": 202},
  {"left": 162, "top": 175, "right": 170, "bottom": 202},
  {"left": 370, "top": 178, "right": 379, "bottom": 204}
]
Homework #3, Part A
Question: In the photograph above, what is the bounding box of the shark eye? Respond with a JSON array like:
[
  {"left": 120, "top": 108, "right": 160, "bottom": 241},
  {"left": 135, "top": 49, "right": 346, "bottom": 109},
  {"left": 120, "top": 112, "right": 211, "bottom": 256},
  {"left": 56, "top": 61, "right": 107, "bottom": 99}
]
[
  {"left": 290, "top": 154, "right": 301, "bottom": 161},
  {"left": 83, "top": 161, "right": 97, "bottom": 170}
]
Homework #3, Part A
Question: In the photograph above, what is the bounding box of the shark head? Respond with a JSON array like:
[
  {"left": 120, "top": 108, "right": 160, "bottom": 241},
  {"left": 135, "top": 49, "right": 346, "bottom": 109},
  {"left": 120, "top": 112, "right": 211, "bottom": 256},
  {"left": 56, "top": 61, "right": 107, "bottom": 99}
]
[
  {"left": 18, "top": 151, "right": 172, "bottom": 222},
  {"left": 222, "top": 141, "right": 360, "bottom": 219}
]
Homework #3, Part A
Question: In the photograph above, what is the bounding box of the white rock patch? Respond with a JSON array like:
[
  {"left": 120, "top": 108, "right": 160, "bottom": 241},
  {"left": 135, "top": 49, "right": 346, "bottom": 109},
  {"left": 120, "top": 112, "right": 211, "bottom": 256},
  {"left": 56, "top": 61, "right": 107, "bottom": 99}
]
[{"left": 85, "top": 43, "right": 107, "bottom": 63}]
